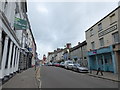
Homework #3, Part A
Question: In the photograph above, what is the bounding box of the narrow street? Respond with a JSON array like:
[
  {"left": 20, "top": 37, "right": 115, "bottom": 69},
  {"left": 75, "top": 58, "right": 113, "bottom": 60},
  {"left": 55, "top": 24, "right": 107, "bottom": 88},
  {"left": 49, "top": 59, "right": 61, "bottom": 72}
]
[
  {"left": 0, "top": 1, "right": 120, "bottom": 89},
  {"left": 40, "top": 66, "right": 118, "bottom": 88}
]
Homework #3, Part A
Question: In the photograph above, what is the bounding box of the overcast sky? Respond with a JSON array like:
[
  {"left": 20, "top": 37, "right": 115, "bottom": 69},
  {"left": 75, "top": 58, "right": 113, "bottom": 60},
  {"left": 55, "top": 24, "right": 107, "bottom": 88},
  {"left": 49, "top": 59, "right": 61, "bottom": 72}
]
[{"left": 27, "top": 0, "right": 119, "bottom": 59}]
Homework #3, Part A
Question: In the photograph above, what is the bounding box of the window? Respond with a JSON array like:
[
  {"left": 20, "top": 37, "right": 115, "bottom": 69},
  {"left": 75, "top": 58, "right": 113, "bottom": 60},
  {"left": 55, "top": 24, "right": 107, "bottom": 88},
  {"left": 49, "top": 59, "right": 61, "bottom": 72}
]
[
  {"left": 5, "top": 38, "right": 11, "bottom": 69},
  {"left": 112, "top": 32, "right": 119, "bottom": 44},
  {"left": 99, "top": 38, "right": 104, "bottom": 47},
  {"left": 110, "top": 13, "right": 116, "bottom": 25},
  {"left": 91, "top": 42, "right": 95, "bottom": 49},
  {"left": 14, "top": 46, "right": 17, "bottom": 66},
  {"left": 0, "top": 31, "right": 6, "bottom": 69},
  {"left": 10, "top": 43, "right": 14, "bottom": 67},
  {"left": 4, "top": 1, "right": 8, "bottom": 9},
  {"left": 90, "top": 28, "right": 94, "bottom": 36},
  {"left": 15, "top": 3, "right": 19, "bottom": 14},
  {"left": 4, "top": 0, "right": 8, "bottom": 13},
  {"left": 98, "top": 23, "right": 102, "bottom": 31}
]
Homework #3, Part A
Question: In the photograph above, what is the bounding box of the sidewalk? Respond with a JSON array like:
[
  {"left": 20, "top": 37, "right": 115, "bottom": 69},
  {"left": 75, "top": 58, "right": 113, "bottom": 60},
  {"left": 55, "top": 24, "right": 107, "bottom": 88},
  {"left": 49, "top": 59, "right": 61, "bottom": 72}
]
[
  {"left": 2, "top": 67, "right": 39, "bottom": 88},
  {"left": 87, "top": 70, "right": 119, "bottom": 82}
]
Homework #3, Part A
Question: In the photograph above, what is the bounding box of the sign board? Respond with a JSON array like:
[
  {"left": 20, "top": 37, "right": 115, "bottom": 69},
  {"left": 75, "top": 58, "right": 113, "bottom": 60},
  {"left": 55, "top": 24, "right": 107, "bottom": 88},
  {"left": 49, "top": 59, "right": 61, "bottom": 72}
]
[{"left": 14, "top": 17, "right": 27, "bottom": 30}]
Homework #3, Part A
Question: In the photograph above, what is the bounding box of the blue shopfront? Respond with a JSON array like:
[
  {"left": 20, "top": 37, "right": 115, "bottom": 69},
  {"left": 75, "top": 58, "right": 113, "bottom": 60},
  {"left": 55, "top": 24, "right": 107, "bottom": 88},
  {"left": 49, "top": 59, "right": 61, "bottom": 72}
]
[{"left": 87, "top": 46, "right": 117, "bottom": 73}]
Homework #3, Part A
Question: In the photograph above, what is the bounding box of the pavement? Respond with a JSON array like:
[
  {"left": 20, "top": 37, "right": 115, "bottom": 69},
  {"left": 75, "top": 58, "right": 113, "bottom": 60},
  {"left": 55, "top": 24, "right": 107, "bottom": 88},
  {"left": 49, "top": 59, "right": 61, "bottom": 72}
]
[
  {"left": 87, "top": 70, "right": 119, "bottom": 82},
  {"left": 2, "top": 67, "right": 40, "bottom": 88}
]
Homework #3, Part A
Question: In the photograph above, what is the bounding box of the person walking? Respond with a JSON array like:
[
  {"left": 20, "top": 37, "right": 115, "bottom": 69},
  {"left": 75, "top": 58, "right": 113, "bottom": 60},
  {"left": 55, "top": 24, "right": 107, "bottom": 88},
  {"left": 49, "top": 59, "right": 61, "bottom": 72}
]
[{"left": 96, "top": 66, "right": 103, "bottom": 76}]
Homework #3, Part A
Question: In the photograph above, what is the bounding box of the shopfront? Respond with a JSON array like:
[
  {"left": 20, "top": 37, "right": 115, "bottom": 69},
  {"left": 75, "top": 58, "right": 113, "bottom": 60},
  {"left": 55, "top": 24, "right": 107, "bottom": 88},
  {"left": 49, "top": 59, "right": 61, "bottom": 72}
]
[{"left": 88, "top": 46, "right": 117, "bottom": 73}]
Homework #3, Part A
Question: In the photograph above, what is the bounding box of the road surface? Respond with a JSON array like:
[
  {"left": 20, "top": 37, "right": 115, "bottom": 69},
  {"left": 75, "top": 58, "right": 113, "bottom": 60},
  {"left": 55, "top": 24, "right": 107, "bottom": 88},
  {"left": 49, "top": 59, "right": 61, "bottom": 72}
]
[{"left": 40, "top": 66, "right": 118, "bottom": 88}]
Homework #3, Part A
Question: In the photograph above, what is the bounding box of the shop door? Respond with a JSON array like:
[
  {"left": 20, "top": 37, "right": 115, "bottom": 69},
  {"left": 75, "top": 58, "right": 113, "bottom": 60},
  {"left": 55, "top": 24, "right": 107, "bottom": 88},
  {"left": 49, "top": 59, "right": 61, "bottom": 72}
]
[
  {"left": 104, "top": 53, "right": 113, "bottom": 72},
  {"left": 97, "top": 55, "right": 104, "bottom": 71},
  {"left": 90, "top": 56, "right": 97, "bottom": 70}
]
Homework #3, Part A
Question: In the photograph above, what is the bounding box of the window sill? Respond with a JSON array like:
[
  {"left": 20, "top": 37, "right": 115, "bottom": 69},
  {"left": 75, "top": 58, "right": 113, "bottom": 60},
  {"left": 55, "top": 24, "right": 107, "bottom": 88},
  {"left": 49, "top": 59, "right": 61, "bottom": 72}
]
[{"left": 110, "top": 21, "right": 117, "bottom": 26}]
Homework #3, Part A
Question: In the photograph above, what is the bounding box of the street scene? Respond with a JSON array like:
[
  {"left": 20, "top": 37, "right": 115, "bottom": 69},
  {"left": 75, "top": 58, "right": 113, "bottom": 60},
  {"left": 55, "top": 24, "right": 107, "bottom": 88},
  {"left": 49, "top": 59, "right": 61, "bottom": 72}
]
[{"left": 0, "top": 0, "right": 120, "bottom": 89}]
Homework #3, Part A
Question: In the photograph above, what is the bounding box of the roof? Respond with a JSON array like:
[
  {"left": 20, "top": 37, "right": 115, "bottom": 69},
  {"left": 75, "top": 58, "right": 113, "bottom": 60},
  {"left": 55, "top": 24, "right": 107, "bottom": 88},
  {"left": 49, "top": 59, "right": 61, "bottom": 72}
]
[
  {"left": 70, "top": 41, "right": 87, "bottom": 52},
  {"left": 85, "top": 6, "right": 120, "bottom": 32}
]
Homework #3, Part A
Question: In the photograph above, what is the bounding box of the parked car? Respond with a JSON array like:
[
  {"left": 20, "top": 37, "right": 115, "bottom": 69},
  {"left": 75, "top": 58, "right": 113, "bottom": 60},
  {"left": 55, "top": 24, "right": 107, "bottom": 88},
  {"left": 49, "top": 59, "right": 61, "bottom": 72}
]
[
  {"left": 72, "top": 63, "right": 88, "bottom": 73},
  {"left": 47, "top": 62, "right": 53, "bottom": 66},
  {"left": 72, "top": 63, "right": 80, "bottom": 71},
  {"left": 64, "top": 60, "right": 73, "bottom": 69},
  {"left": 67, "top": 63, "right": 74, "bottom": 70},
  {"left": 60, "top": 62, "right": 65, "bottom": 68},
  {"left": 53, "top": 63, "right": 60, "bottom": 67}
]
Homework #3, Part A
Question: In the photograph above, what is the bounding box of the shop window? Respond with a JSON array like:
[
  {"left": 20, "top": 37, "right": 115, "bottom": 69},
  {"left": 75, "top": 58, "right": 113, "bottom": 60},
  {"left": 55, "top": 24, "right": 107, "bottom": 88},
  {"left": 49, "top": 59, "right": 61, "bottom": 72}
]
[
  {"left": 10, "top": 43, "right": 14, "bottom": 67},
  {"left": 0, "top": 31, "right": 6, "bottom": 69},
  {"left": 105, "top": 58, "right": 108, "bottom": 64},
  {"left": 5, "top": 38, "right": 11, "bottom": 69},
  {"left": 13, "top": 46, "right": 17, "bottom": 66}
]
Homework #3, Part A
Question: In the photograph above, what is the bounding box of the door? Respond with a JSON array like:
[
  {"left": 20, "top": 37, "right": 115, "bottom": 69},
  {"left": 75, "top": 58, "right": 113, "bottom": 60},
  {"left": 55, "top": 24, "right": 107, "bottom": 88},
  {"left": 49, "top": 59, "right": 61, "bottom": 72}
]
[{"left": 104, "top": 53, "right": 113, "bottom": 72}]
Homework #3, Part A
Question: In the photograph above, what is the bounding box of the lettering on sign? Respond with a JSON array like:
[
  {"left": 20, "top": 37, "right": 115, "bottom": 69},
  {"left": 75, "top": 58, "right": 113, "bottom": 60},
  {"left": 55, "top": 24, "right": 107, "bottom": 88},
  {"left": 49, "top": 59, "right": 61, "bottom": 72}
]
[{"left": 98, "top": 24, "right": 117, "bottom": 37}]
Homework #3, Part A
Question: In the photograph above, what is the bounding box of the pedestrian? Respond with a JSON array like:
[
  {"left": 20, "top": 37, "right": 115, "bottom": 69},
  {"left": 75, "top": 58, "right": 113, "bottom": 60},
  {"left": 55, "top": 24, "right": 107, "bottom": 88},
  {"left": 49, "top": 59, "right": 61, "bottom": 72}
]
[
  {"left": 89, "top": 66, "right": 92, "bottom": 74},
  {"left": 96, "top": 67, "right": 103, "bottom": 76}
]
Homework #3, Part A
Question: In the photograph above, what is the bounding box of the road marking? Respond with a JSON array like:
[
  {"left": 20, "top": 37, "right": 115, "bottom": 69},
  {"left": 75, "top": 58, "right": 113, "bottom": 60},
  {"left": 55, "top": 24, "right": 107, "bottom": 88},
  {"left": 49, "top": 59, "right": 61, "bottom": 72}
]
[{"left": 38, "top": 79, "right": 42, "bottom": 88}]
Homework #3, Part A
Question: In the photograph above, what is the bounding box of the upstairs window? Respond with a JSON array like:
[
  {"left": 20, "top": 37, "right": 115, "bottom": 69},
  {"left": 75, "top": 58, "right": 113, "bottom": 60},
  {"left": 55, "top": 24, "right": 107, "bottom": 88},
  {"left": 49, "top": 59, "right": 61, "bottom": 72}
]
[
  {"left": 91, "top": 41, "right": 95, "bottom": 49},
  {"left": 112, "top": 32, "right": 119, "bottom": 44},
  {"left": 98, "top": 23, "right": 102, "bottom": 31},
  {"left": 90, "top": 28, "right": 94, "bottom": 36},
  {"left": 99, "top": 38, "right": 104, "bottom": 47},
  {"left": 110, "top": 13, "right": 116, "bottom": 25}
]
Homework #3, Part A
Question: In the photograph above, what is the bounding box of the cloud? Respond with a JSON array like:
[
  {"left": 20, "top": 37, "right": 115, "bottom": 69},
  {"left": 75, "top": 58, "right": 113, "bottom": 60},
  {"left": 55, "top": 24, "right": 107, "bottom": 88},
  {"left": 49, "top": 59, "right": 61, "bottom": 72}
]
[
  {"left": 36, "top": 6, "right": 49, "bottom": 14},
  {"left": 27, "top": 2, "right": 118, "bottom": 59}
]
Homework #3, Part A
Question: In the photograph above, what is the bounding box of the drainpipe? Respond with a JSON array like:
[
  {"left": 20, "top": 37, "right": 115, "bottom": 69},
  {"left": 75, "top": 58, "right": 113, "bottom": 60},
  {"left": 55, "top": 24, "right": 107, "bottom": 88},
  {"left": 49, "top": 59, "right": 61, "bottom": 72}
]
[
  {"left": 111, "top": 51, "right": 117, "bottom": 73},
  {"left": 0, "top": 30, "right": 2, "bottom": 69}
]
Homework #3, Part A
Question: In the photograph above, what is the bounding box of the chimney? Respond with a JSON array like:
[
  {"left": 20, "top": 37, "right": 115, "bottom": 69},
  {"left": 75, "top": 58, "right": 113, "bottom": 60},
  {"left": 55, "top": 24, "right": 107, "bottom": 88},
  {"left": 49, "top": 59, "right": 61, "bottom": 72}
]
[
  {"left": 66, "top": 43, "right": 71, "bottom": 48},
  {"left": 57, "top": 48, "right": 60, "bottom": 51}
]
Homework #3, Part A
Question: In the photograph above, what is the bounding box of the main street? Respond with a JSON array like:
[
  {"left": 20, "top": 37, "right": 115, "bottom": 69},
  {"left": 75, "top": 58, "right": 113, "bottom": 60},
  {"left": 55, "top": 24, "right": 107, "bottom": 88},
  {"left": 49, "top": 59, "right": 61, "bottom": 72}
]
[{"left": 40, "top": 66, "right": 118, "bottom": 88}]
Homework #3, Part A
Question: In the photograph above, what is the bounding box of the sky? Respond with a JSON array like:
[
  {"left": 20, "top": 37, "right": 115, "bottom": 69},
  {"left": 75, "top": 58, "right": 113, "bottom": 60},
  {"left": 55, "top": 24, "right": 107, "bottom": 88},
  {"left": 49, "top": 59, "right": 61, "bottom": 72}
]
[{"left": 27, "top": 0, "right": 119, "bottom": 59}]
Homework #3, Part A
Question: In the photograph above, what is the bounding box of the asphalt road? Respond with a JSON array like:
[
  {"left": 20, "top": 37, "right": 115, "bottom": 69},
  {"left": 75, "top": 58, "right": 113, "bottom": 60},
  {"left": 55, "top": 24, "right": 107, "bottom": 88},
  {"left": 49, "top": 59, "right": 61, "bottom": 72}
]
[{"left": 40, "top": 66, "right": 118, "bottom": 88}]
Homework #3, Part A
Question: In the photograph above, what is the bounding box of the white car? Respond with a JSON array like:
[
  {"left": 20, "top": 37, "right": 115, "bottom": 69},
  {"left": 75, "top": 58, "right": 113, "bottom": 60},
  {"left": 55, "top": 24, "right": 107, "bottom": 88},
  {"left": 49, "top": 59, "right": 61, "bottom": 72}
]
[
  {"left": 67, "top": 63, "right": 74, "bottom": 69},
  {"left": 64, "top": 60, "right": 73, "bottom": 69}
]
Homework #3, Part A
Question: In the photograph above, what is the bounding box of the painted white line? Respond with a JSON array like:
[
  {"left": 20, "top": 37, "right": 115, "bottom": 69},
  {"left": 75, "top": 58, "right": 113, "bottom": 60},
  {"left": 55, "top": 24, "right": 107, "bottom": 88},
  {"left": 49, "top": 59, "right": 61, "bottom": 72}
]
[{"left": 38, "top": 79, "right": 42, "bottom": 88}]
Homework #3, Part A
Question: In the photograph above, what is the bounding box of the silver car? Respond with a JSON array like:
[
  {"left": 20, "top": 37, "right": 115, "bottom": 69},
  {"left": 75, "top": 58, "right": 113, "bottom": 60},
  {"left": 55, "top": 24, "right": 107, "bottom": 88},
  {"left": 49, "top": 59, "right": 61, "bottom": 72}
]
[
  {"left": 72, "top": 64, "right": 88, "bottom": 73},
  {"left": 64, "top": 60, "right": 73, "bottom": 69},
  {"left": 67, "top": 63, "right": 74, "bottom": 70}
]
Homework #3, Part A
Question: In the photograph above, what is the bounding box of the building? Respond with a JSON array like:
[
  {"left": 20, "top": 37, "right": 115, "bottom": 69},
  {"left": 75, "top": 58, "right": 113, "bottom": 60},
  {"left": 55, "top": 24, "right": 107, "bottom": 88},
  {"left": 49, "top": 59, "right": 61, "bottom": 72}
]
[
  {"left": 70, "top": 41, "right": 88, "bottom": 67},
  {"left": 63, "top": 43, "right": 71, "bottom": 61},
  {"left": 85, "top": 6, "right": 120, "bottom": 73},
  {"left": 0, "top": 0, "right": 37, "bottom": 79},
  {"left": 0, "top": 1, "right": 24, "bottom": 79},
  {"left": 47, "top": 52, "right": 55, "bottom": 63},
  {"left": 54, "top": 48, "right": 64, "bottom": 63},
  {"left": 26, "top": 15, "right": 37, "bottom": 67}
]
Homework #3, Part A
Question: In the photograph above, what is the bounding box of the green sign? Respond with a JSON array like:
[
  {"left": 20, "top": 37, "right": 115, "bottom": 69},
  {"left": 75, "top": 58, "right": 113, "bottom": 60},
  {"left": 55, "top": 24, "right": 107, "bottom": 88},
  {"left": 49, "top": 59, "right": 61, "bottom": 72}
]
[{"left": 14, "top": 17, "right": 27, "bottom": 30}]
